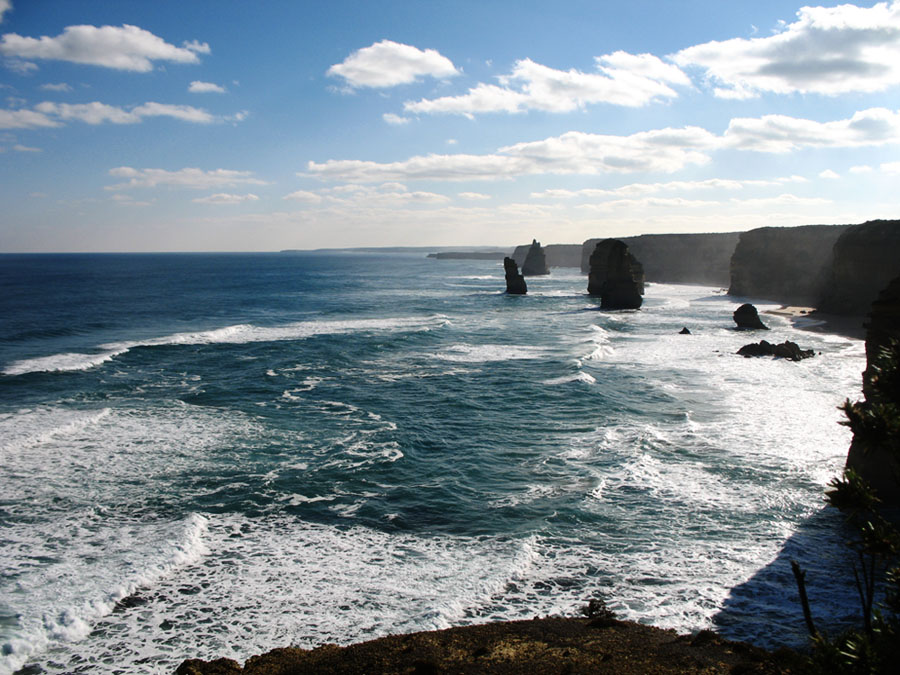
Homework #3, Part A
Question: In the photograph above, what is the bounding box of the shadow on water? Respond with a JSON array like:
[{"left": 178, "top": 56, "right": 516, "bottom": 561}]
[{"left": 714, "top": 505, "right": 864, "bottom": 650}]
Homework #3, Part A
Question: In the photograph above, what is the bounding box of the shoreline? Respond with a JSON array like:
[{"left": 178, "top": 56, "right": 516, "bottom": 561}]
[
  {"left": 764, "top": 306, "right": 866, "bottom": 340},
  {"left": 176, "top": 616, "right": 799, "bottom": 674}
]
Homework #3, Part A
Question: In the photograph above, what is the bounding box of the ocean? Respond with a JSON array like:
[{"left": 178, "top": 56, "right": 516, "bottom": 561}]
[{"left": 0, "top": 252, "right": 868, "bottom": 674}]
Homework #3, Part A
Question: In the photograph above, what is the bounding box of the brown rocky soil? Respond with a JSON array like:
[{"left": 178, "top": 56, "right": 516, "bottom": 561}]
[{"left": 176, "top": 617, "right": 803, "bottom": 674}]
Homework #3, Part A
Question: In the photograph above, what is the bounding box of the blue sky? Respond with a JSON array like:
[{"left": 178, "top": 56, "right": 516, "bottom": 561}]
[{"left": 1, "top": 0, "right": 898, "bottom": 252}]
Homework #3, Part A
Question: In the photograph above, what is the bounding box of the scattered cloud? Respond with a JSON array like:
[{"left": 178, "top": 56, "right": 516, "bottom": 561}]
[
  {"left": 0, "top": 24, "right": 208, "bottom": 72},
  {"left": 850, "top": 164, "right": 873, "bottom": 173},
  {"left": 29, "top": 100, "right": 217, "bottom": 125},
  {"left": 283, "top": 190, "right": 323, "bottom": 203},
  {"left": 283, "top": 182, "right": 450, "bottom": 207},
  {"left": 13, "top": 142, "right": 39, "bottom": 151},
  {"left": 106, "top": 167, "right": 268, "bottom": 190},
  {"left": 189, "top": 80, "right": 226, "bottom": 93},
  {"left": 882, "top": 161, "right": 900, "bottom": 173},
  {"left": 327, "top": 39, "right": 458, "bottom": 88},
  {"left": 531, "top": 176, "right": 806, "bottom": 199},
  {"left": 404, "top": 52, "right": 690, "bottom": 117},
  {"left": 0, "top": 0, "right": 11, "bottom": 23},
  {"left": 39, "top": 82, "right": 72, "bottom": 92},
  {"left": 673, "top": 1, "right": 900, "bottom": 98},
  {"left": 458, "top": 192, "right": 491, "bottom": 200},
  {"left": 110, "top": 193, "right": 152, "bottom": 206},
  {"left": 722, "top": 107, "right": 900, "bottom": 152},
  {"left": 193, "top": 192, "right": 260, "bottom": 204},
  {"left": 383, "top": 112, "right": 410, "bottom": 125},
  {"left": 819, "top": 169, "right": 840, "bottom": 179},
  {"left": 0, "top": 106, "right": 59, "bottom": 128}
]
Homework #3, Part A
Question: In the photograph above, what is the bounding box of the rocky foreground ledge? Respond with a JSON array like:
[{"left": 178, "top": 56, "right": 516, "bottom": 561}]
[{"left": 176, "top": 617, "right": 800, "bottom": 674}]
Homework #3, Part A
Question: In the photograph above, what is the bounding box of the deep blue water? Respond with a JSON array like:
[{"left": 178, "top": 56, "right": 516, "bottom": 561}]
[{"left": 0, "top": 253, "right": 868, "bottom": 674}]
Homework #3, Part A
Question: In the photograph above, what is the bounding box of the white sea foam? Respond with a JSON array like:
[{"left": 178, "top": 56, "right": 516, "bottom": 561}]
[
  {"left": 3, "top": 315, "right": 450, "bottom": 376},
  {"left": 542, "top": 372, "right": 597, "bottom": 386},
  {"left": 432, "top": 343, "right": 548, "bottom": 363}
]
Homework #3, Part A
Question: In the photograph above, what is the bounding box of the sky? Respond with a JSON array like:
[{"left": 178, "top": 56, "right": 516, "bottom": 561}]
[{"left": 1, "top": 0, "right": 899, "bottom": 252}]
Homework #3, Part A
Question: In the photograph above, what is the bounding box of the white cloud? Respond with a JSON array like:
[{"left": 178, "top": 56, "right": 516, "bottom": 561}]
[
  {"left": 33, "top": 100, "right": 216, "bottom": 124},
  {"left": 39, "top": 82, "right": 72, "bottom": 92},
  {"left": 850, "top": 164, "right": 873, "bottom": 173},
  {"left": 0, "top": 107, "right": 59, "bottom": 128},
  {"left": 882, "top": 161, "right": 900, "bottom": 173},
  {"left": 13, "top": 143, "right": 39, "bottom": 151},
  {"left": 283, "top": 190, "right": 323, "bottom": 203},
  {"left": 531, "top": 176, "right": 803, "bottom": 199},
  {"left": 189, "top": 80, "right": 226, "bottom": 93},
  {"left": 0, "top": 24, "right": 208, "bottom": 72},
  {"left": 723, "top": 107, "right": 900, "bottom": 152},
  {"left": 327, "top": 39, "right": 458, "bottom": 88},
  {"left": 0, "top": 0, "right": 10, "bottom": 23},
  {"left": 673, "top": 1, "right": 900, "bottom": 98},
  {"left": 106, "top": 167, "right": 268, "bottom": 190},
  {"left": 382, "top": 112, "right": 410, "bottom": 125},
  {"left": 819, "top": 169, "right": 840, "bottom": 179},
  {"left": 458, "top": 192, "right": 491, "bottom": 200},
  {"left": 404, "top": 51, "right": 690, "bottom": 116},
  {"left": 306, "top": 108, "right": 900, "bottom": 183},
  {"left": 193, "top": 193, "right": 260, "bottom": 204}
]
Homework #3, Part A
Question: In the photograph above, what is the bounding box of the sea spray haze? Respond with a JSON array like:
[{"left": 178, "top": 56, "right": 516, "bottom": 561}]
[{"left": 0, "top": 252, "right": 867, "bottom": 674}]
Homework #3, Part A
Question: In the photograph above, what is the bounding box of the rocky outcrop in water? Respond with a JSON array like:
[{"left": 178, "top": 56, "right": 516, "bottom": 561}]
[
  {"left": 582, "top": 232, "right": 740, "bottom": 285},
  {"left": 733, "top": 304, "right": 768, "bottom": 330},
  {"left": 729, "top": 224, "right": 850, "bottom": 306},
  {"left": 818, "top": 220, "right": 900, "bottom": 316},
  {"left": 844, "top": 274, "right": 900, "bottom": 503},
  {"left": 521, "top": 239, "right": 550, "bottom": 276},
  {"left": 737, "top": 340, "right": 814, "bottom": 361},
  {"left": 587, "top": 239, "right": 644, "bottom": 309},
  {"left": 513, "top": 243, "right": 582, "bottom": 269},
  {"left": 504, "top": 257, "right": 527, "bottom": 295}
]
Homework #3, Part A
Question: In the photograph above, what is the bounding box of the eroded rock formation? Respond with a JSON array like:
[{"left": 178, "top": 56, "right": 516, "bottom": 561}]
[
  {"left": 504, "top": 257, "right": 527, "bottom": 295},
  {"left": 737, "top": 340, "right": 814, "bottom": 361},
  {"left": 513, "top": 243, "right": 582, "bottom": 269},
  {"left": 587, "top": 239, "right": 644, "bottom": 309},
  {"left": 819, "top": 220, "right": 900, "bottom": 316},
  {"left": 845, "top": 274, "right": 900, "bottom": 503},
  {"left": 729, "top": 224, "right": 850, "bottom": 306},
  {"left": 582, "top": 232, "right": 740, "bottom": 285},
  {"left": 733, "top": 304, "right": 768, "bottom": 330},
  {"left": 521, "top": 239, "right": 550, "bottom": 276}
]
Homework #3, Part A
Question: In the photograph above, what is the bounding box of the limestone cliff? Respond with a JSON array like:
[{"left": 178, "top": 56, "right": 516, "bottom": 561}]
[
  {"left": 587, "top": 239, "right": 644, "bottom": 309},
  {"left": 512, "top": 243, "right": 582, "bottom": 269},
  {"left": 844, "top": 274, "right": 900, "bottom": 504},
  {"left": 728, "top": 224, "right": 850, "bottom": 305},
  {"left": 818, "top": 220, "right": 900, "bottom": 315},
  {"left": 581, "top": 232, "right": 740, "bottom": 285}
]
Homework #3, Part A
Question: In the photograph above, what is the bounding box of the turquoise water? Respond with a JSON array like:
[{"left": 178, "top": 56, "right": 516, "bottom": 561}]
[{"left": 0, "top": 253, "right": 867, "bottom": 673}]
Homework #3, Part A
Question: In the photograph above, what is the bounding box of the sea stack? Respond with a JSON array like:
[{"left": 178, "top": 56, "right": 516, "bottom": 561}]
[
  {"left": 521, "top": 239, "right": 550, "bottom": 276},
  {"left": 732, "top": 304, "right": 768, "bottom": 330},
  {"left": 844, "top": 274, "right": 900, "bottom": 504},
  {"left": 504, "top": 257, "right": 527, "bottom": 295},
  {"left": 587, "top": 239, "right": 644, "bottom": 309}
]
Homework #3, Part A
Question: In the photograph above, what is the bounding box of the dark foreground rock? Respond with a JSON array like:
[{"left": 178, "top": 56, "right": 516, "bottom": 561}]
[
  {"left": 737, "top": 340, "right": 815, "bottom": 361},
  {"left": 733, "top": 304, "right": 769, "bottom": 330},
  {"left": 845, "top": 274, "right": 900, "bottom": 504},
  {"left": 679, "top": 327, "right": 692, "bottom": 335},
  {"left": 176, "top": 617, "right": 796, "bottom": 675},
  {"left": 503, "top": 257, "right": 527, "bottom": 295},
  {"left": 521, "top": 239, "right": 550, "bottom": 276},
  {"left": 587, "top": 239, "right": 644, "bottom": 309}
]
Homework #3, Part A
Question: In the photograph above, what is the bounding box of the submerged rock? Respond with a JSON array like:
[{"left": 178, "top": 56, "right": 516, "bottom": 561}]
[
  {"left": 737, "top": 340, "right": 815, "bottom": 361},
  {"left": 733, "top": 303, "right": 768, "bottom": 330},
  {"left": 521, "top": 239, "right": 550, "bottom": 276},
  {"left": 587, "top": 239, "right": 644, "bottom": 309},
  {"left": 503, "top": 257, "right": 527, "bottom": 295}
]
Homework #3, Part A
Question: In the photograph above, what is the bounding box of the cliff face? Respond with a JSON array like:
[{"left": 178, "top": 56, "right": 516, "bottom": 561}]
[
  {"left": 728, "top": 224, "right": 850, "bottom": 305},
  {"left": 818, "top": 220, "right": 900, "bottom": 315},
  {"left": 581, "top": 232, "right": 740, "bottom": 285},
  {"left": 513, "top": 243, "right": 582, "bottom": 268}
]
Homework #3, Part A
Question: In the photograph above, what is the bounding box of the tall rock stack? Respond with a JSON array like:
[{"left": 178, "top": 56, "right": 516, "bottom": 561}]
[
  {"left": 504, "top": 257, "right": 527, "bottom": 295},
  {"left": 844, "top": 274, "right": 900, "bottom": 504},
  {"left": 587, "top": 239, "right": 644, "bottom": 309},
  {"left": 521, "top": 239, "right": 550, "bottom": 276}
]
